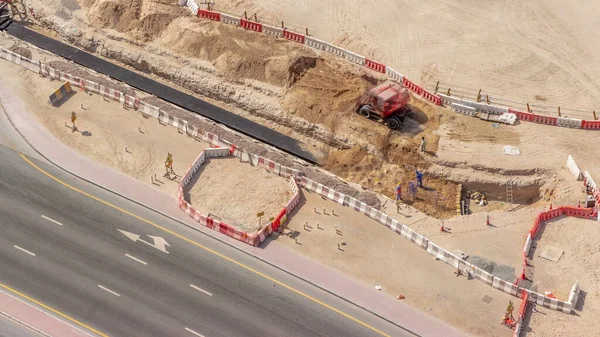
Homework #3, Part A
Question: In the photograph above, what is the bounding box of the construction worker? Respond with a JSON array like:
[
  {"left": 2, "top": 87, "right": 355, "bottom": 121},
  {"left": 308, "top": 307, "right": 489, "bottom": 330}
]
[
  {"left": 409, "top": 181, "right": 417, "bottom": 200},
  {"left": 416, "top": 170, "right": 424, "bottom": 188},
  {"left": 395, "top": 182, "right": 402, "bottom": 201},
  {"left": 419, "top": 136, "right": 427, "bottom": 153},
  {"left": 165, "top": 152, "right": 175, "bottom": 177},
  {"left": 71, "top": 111, "right": 77, "bottom": 131}
]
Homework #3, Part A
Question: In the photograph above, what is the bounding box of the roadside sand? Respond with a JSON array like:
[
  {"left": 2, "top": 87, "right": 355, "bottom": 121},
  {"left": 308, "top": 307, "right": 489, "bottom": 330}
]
[
  {"left": 279, "top": 190, "right": 517, "bottom": 337},
  {"left": 185, "top": 157, "right": 292, "bottom": 232},
  {"left": 0, "top": 65, "right": 209, "bottom": 197}
]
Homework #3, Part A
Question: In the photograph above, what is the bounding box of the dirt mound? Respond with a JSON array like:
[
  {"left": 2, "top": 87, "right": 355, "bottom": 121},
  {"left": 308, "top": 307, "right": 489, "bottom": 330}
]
[
  {"left": 9, "top": 45, "right": 32, "bottom": 59},
  {"left": 86, "top": 0, "right": 186, "bottom": 40},
  {"left": 157, "top": 18, "right": 319, "bottom": 87}
]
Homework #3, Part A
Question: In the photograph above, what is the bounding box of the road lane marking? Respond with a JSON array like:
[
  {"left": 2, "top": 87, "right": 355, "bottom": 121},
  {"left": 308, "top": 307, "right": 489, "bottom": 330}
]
[
  {"left": 20, "top": 153, "right": 392, "bottom": 337},
  {"left": 13, "top": 245, "right": 35, "bottom": 257},
  {"left": 0, "top": 284, "right": 109, "bottom": 337},
  {"left": 190, "top": 284, "right": 212, "bottom": 297},
  {"left": 125, "top": 254, "right": 147, "bottom": 265},
  {"left": 97, "top": 285, "right": 120, "bottom": 297},
  {"left": 185, "top": 327, "right": 205, "bottom": 337},
  {"left": 41, "top": 215, "right": 63, "bottom": 226}
]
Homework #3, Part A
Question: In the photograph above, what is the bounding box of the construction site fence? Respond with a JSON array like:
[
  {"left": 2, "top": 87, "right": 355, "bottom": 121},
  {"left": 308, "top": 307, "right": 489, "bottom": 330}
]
[
  {"left": 0, "top": 38, "right": 588, "bottom": 314},
  {"left": 182, "top": 3, "right": 600, "bottom": 129}
]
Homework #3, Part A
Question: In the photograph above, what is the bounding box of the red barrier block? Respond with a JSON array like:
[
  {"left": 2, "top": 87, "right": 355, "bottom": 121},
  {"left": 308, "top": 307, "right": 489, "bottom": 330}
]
[
  {"left": 205, "top": 216, "right": 215, "bottom": 229},
  {"left": 531, "top": 114, "right": 557, "bottom": 126},
  {"left": 402, "top": 77, "right": 423, "bottom": 95},
  {"left": 563, "top": 206, "right": 595, "bottom": 218},
  {"left": 509, "top": 108, "right": 533, "bottom": 122},
  {"left": 365, "top": 59, "right": 386, "bottom": 73},
  {"left": 240, "top": 19, "right": 263, "bottom": 32},
  {"left": 271, "top": 208, "right": 287, "bottom": 231},
  {"left": 582, "top": 120, "right": 600, "bottom": 129},
  {"left": 197, "top": 9, "right": 221, "bottom": 21},
  {"left": 421, "top": 89, "right": 442, "bottom": 106},
  {"left": 283, "top": 30, "right": 305, "bottom": 44}
]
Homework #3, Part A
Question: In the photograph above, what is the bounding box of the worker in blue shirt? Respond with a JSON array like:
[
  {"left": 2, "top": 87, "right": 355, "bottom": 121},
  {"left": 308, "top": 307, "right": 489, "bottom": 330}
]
[{"left": 416, "top": 170, "right": 424, "bottom": 188}]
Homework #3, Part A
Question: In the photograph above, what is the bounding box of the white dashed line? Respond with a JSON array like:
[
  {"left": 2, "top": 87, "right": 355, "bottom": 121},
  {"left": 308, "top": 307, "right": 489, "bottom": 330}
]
[
  {"left": 190, "top": 284, "right": 212, "bottom": 297},
  {"left": 13, "top": 245, "right": 35, "bottom": 257},
  {"left": 97, "top": 285, "right": 120, "bottom": 297},
  {"left": 41, "top": 215, "right": 63, "bottom": 226},
  {"left": 185, "top": 327, "right": 205, "bottom": 337},
  {"left": 125, "top": 254, "right": 147, "bottom": 265}
]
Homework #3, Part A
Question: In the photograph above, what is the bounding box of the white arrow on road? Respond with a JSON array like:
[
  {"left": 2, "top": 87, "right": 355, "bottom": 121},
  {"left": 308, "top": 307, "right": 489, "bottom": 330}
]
[{"left": 118, "top": 229, "right": 170, "bottom": 254}]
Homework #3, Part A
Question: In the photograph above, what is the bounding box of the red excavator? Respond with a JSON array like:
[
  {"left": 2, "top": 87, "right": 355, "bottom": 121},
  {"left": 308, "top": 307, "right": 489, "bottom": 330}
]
[{"left": 355, "top": 80, "right": 411, "bottom": 130}]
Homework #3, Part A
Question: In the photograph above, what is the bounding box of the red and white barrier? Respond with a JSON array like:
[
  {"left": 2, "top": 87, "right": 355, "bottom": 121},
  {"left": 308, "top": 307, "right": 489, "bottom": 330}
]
[
  {"left": 123, "top": 95, "right": 141, "bottom": 110},
  {"left": 365, "top": 59, "right": 385, "bottom": 73},
  {"left": 385, "top": 67, "right": 403, "bottom": 83},
  {"left": 197, "top": 9, "right": 220, "bottom": 21},
  {"left": 421, "top": 89, "right": 442, "bottom": 105},
  {"left": 262, "top": 24, "right": 283, "bottom": 37},
  {"left": 240, "top": 19, "right": 262, "bottom": 32},
  {"left": 345, "top": 50, "right": 365, "bottom": 66},
  {"left": 305, "top": 36, "right": 328, "bottom": 50},
  {"left": 557, "top": 117, "right": 582, "bottom": 128},
  {"left": 219, "top": 13, "right": 240, "bottom": 26},
  {"left": 283, "top": 30, "right": 305, "bottom": 44},
  {"left": 402, "top": 77, "right": 423, "bottom": 95},
  {"left": 581, "top": 120, "right": 600, "bottom": 129}
]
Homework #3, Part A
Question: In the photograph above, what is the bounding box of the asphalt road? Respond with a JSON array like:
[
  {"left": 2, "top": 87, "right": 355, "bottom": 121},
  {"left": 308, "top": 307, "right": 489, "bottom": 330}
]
[{"left": 0, "top": 145, "right": 413, "bottom": 337}]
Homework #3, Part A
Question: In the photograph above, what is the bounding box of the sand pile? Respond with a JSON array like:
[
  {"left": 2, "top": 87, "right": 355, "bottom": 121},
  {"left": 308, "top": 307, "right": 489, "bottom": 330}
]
[{"left": 86, "top": 0, "right": 187, "bottom": 40}]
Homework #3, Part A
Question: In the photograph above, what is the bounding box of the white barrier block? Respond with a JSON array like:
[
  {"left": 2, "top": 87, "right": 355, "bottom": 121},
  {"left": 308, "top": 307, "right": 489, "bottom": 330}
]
[
  {"left": 566, "top": 155, "right": 582, "bottom": 180},
  {"left": 189, "top": 2, "right": 199, "bottom": 15},
  {"left": 451, "top": 103, "right": 476, "bottom": 116},
  {"left": 220, "top": 13, "right": 240, "bottom": 26},
  {"left": 205, "top": 147, "right": 230, "bottom": 157},
  {"left": 523, "top": 233, "right": 532, "bottom": 256},
  {"left": 20, "top": 57, "right": 40, "bottom": 73},
  {"left": 439, "top": 93, "right": 466, "bottom": 106},
  {"left": 344, "top": 50, "right": 365, "bottom": 65},
  {"left": 385, "top": 67, "right": 404, "bottom": 83},
  {"left": 263, "top": 24, "right": 283, "bottom": 37},
  {"left": 568, "top": 281, "right": 580, "bottom": 308},
  {"left": 323, "top": 43, "right": 346, "bottom": 58},
  {"left": 557, "top": 117, "right": 582, "bottom": 129},
  {"left": 305, "top": 36, "right": 327, "bottom": 50},
  {"left": 467, "top": 101, "right": 508, "bottom": 115}
]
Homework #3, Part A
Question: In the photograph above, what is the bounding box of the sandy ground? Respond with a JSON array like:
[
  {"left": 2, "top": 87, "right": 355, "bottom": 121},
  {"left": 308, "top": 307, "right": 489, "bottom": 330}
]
[
  {"left": 278, "top": 189, "right": 518, "bottom": 337},
  {"left": 0, "top": 64, "right": 210, "bottom": 197},
  {"left": 185, "top": 157, "right": 292, "bottom": 232},
  {"left": 213, "top": 0, "right": 600, "bottom": 119},
  {"left": 523, "top": 215, "right": 599, "bottom": 337}
]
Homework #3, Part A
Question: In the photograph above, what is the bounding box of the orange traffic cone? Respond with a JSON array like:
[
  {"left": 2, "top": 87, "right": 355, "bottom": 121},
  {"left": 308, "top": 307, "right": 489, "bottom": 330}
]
[{"left": 440, "top": 222, "right": 445, "bottom": 232}]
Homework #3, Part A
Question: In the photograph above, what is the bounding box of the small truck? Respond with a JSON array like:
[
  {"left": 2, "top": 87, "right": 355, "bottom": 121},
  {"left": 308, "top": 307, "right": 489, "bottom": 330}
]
[{"left": 355, "top": 80, "right": 411, "bottom": 130}]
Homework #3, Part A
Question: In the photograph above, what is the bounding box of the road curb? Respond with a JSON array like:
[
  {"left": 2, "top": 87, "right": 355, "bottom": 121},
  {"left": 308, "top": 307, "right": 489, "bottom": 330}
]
[
  {"left": 0, "top": 311, "right": 53, "bottom": 337},
  {"left": 1, "top": 103, "right": 421, "bottom": 337}
]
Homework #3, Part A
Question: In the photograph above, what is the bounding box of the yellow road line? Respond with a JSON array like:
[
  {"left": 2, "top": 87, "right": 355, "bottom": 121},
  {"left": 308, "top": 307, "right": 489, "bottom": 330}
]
[
  {"left": 0, "top": 283, "right": 110, "bottom": 337},
  {"left": 19, "top": 153, "right": 391, "bottom": 337}
]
